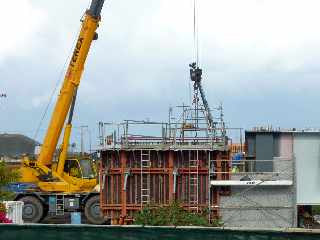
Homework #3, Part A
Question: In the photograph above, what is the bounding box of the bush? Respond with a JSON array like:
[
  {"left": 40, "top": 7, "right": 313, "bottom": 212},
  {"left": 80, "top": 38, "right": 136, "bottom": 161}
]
[
  {"left": 0, "top": 161, "right": 19, "bottom": 201},
  {"left": 134, "top": 201, "right": 223, "bottom": 227}
]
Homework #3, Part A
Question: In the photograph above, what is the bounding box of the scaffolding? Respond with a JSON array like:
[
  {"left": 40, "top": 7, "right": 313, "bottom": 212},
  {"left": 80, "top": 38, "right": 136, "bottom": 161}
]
[
  {"left": 98, "top": 123, "right": 247, "bottom": 224},
  {"left": 98, "top": 64, "right": 236, "bottom": 224},
  {"left": 98, "top": 62, "right": 297, "bottom": 227}
]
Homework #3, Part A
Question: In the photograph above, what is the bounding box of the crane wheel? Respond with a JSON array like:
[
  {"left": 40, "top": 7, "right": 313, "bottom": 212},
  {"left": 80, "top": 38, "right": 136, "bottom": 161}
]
[
  {"left": 19, "top": 196, "right": 44, "bottom": 223},
  {"left": 84, "top": 195, "right": 105, "bottom": 224}
]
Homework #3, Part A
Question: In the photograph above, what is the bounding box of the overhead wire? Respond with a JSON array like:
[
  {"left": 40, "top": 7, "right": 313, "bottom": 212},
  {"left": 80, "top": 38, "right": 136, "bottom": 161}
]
[
  {"left": 221, "top": 180, "right": 267, "bottom": 224},
  {"left": 190, "top": 1, "right": 289, "bottom": 227},
  {"left": 193, "top": 0, "right": 199, "bottom": 67},
  {"left": 33, "top": 14, "right": 84, "bottom": 141},
  {"left": 188, "top": 0, "right": 198, "bottom": 106},
  {"left": 188, "top": 76, "right": 192, "bottom": 105},
  {"left": 221, "top": 178, "right": 292, "bottom": 227},
  {"left": 240, "top": 194, "right": 292, "bottom": 226}
]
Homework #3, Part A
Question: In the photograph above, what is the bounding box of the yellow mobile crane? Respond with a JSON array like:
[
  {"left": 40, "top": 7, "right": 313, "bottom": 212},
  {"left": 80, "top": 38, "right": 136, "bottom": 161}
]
[{"left": 11, "top": 0, "right": 105, "bottom": 224}]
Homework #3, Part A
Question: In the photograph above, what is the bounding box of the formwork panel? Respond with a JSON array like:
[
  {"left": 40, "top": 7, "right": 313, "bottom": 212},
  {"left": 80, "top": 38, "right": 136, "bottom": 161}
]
[{"left": 100, "top": 149, "right": 230, "bottom": 223}]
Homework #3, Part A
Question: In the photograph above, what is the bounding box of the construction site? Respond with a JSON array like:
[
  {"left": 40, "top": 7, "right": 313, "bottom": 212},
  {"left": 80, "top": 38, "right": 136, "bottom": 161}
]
[
  {"left": 97, "top": 63, "right": 229, "bottom": 224},
  {"left": 1, "top": 0, "right": 320, "bottom": 239},
  {"left": 96, "top": 63, "right": 300, "bottom": 228}
]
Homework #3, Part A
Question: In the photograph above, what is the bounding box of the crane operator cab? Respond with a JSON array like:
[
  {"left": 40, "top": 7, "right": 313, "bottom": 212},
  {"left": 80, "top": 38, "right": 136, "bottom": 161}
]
[
  {"left": 61, "top": 157, "right": 98, "bottom": 191},
  {"left": 64, "top": 158, "right": 96, "bottom": 179}
]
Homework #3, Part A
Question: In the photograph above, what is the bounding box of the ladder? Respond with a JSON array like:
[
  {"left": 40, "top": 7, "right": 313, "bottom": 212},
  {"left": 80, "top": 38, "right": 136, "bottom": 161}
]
[
  {"left": 141, "top": 150, "right": 151, "bottom": 206},
  {"left": 189, "top": 150, "right": 199, "bottom": 211},
  {"left": 56, "top": 194, "right": 65, "bottom": 216},
  {"left": 209, "top": 151, "right": 215, "bottom": 178}
]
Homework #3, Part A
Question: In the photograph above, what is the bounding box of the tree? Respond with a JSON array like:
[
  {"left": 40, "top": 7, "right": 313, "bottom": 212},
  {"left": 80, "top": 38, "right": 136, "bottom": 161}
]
[{"left": 0, "top": 161, "right": 19, "bottom": 200}]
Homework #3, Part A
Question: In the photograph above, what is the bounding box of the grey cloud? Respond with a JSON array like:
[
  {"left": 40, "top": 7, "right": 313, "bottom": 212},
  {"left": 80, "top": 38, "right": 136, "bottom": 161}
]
[{"left": 1, "top": 0, "right": 320, "bottom": 152}]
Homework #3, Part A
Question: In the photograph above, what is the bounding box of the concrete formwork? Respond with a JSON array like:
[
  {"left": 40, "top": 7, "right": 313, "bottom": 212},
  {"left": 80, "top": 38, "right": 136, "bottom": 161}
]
[{"left": 100, "top": 149, "right": 230, "bottom": 224}]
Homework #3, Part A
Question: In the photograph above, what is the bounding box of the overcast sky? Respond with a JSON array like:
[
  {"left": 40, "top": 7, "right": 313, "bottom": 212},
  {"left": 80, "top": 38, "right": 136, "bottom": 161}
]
[{"left": 1, "top": 0, "right": 320, "bottom": 151}]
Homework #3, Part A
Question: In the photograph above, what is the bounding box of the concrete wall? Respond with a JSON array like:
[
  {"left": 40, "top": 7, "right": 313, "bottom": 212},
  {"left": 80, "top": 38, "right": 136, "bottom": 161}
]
[
  {"left": 221, "top": 131, "right": 296, "bottom": 228},
  {"left": 221, "top": 130, "right": 320, "bottom": 227},
  {"left": 220, "top": 186, "right": 295, "bottom": 228}
]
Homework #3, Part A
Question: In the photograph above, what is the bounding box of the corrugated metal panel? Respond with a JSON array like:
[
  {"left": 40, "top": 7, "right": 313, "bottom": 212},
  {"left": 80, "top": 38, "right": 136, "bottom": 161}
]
[
  {"left": 256, "top": 134, "right": 273, "bottom": 172},
  {"left": 279, "top": 133, "right": 293, "bottom": 159},
  {"left": 294, "top": 133, "right": 320, "bottom": 205}
]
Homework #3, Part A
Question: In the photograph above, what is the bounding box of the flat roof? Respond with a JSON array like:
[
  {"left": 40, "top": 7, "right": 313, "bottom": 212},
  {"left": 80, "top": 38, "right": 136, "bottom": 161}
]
[{"left": 246, "top": 129, "right": 320, "bottom": 134}]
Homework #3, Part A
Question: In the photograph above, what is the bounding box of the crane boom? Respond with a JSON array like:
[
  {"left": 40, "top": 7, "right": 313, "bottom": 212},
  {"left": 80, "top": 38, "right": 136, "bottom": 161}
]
[
  {"left": 15, "top": 0, "right": 106, "bottom": 224},
  {"left": 38, "top": 0, "right": 105, "bottom": 166}
]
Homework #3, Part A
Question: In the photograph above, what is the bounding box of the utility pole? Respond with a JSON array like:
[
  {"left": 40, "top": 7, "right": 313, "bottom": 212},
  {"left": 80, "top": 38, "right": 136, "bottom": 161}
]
[
  {"left": 80, "top": 125, "right": 88, "bottom": 155},
  {"left": 80, "top": 125, "right": 92, "bottom": 155},
  {"left": 88, "top": 128, "right": 92, "bottom": 154}
]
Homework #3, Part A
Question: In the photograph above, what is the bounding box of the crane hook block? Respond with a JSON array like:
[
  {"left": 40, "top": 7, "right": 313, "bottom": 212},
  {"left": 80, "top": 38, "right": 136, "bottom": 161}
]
[{"left": 189, "top": 62, "right": 202, "bottom": 83}]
